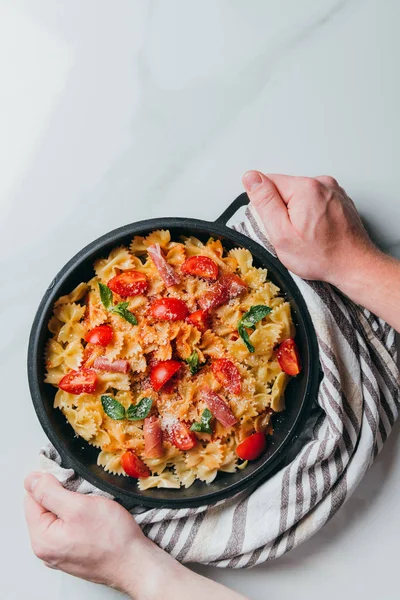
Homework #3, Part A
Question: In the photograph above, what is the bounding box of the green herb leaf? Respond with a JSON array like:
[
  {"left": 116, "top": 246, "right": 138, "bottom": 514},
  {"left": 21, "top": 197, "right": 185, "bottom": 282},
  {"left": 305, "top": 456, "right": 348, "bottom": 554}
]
[
  {"left": 101, "top": 395, "right": 126, "bottom": 420},
  {"left": 126, "top": 397, "right": 153, "bottom": 421},
  {"left": 98, "top": 283, "right": 113, "bottom": 310},
  {"left": 190, "top": 408, "right": 213, "bottom": 434},
  {"left": 186, "top": 350, "right": 200, "bottom": 375},
  {"left": 240, "top": 305, "right": 271, "bottom": 328},
  {"left": 111, "top": 302, "right": 138, "bottom": 325},
  {"left": 237, "top": 305, "right": 271, "bottom": 353},
  {"left": 238, "top": 322, "right": 255, "bottom": 353}
]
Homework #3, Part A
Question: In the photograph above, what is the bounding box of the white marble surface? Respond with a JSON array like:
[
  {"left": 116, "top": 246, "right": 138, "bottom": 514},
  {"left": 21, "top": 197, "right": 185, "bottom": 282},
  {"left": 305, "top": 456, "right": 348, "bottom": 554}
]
[{"left": 1, "top": 1, "right": 399, "bottom": 598}]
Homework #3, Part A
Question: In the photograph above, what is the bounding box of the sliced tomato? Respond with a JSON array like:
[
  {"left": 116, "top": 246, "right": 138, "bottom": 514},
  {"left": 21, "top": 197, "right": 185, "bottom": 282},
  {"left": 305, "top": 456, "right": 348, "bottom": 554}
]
[
  {"left": 212, "top": 358, "right": 241, "bottom": 395},
  {"left": 148, "top": 243, "right": 181, "bottom": 287},
  {"left": 219, "top": 273, "right": 247, "bottom": 299},
  {"left": 107, "top": 270, "right": 148, "bottom": 297},
  {"left": 181, "top": 256, "right": 219, "bottom": 281},
  {"left": 144, "top": 416, "right": 163, "bottom": 458},
  {"left": 186, "top": 309, "right": 211, "bottom": 332},
  {"left": 277, "top": 338, "right": 301, "bottom": 376},
  {"left": 58, "top": 369, "right": 97, "bottom": 395},
  {"left": 121, "top": 450, "right": 151, "bottom": 478},
  {"left": 150, "top": 298, "right": 189, "bottom": 321},
  {"left": 200, "top": 388, "right": 238, "bottom": 428},
  {"left": 150, "top": 360, "right": 182, "bottom": 391},
  {"left": 85, "top": 324, "right": 114, "bottom": 346},
  {"left": 198, "top": 281, "right": 229, "bottom": 311},
  {"left": 171, "top": 421, "right": 197, "bottom": 450},
  {"left": 236, "top": 432, "right": 267, "bottom": 461}
]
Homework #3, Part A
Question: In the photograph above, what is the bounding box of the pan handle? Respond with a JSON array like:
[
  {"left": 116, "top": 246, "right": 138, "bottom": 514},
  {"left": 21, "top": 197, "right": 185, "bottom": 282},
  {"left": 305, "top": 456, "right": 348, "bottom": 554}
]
[{"left": 214, "top": 192, "right": 249, "bottom": 226}]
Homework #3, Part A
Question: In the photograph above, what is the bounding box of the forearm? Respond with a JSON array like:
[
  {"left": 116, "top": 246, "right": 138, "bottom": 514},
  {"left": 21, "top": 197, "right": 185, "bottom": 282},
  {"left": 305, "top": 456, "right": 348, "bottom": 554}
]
[
  {"left": 330, "top": 249, "right": 400, "bottom": 332},
  {"left": 120, "top": 538, "right": 248, "bottom": 600}
]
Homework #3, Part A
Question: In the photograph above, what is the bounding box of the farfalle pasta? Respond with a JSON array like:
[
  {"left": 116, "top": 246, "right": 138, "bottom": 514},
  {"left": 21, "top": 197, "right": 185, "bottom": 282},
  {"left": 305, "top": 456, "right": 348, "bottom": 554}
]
[{"left": 45, "top": 231, "right": 301, "bottom": 489}]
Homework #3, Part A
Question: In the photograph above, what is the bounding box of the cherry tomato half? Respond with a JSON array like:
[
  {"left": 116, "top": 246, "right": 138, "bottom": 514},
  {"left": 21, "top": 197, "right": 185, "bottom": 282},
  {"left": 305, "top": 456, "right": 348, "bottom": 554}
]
[
  {"left": 85, "top": 324, "right": 113, "bottom": 346},
  {"left": 150, "top": 298, "right": 189, "bottom": 321},
  {"left": 121, "top": 450, "right": 151, "bottom": 478},
  {"left": 171, "top": 422, "right": 197, "bottom": 450},
  {"left": 277, "top": 338, "right": 301, "bottom": 376},
  {"left": 236, "top": 432, "right": 267, "bottom": 461},
  {"left": 58, "top": 369, "right": 97, "bottom": 395},
  {"left": 186, "top": 309, "right": 211, "bottom": 332},
  {"left": 150, "top": 360, "right": 182, "bottom": 391},
  {"left": 212, "top": 358, "right": 241, "bottom": 395},
  {"left": 108, "top": 270, "right": 148, "bottom": 297},
  {"left": 181, "top": 256, "right": 219, "bottom": 281}
]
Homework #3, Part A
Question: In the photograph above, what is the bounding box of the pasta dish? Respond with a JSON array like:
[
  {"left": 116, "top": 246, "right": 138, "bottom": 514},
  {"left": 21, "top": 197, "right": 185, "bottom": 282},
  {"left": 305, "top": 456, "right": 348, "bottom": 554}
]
[{"left": 45, "top": 230, "right": 301, "bottom": 489}]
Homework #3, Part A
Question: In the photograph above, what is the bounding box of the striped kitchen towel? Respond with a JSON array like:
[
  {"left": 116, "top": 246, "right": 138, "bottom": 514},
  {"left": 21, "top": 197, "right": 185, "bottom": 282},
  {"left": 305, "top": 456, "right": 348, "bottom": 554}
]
[{"left": 40, "top": 204, "right": 400, "bottom": 567}]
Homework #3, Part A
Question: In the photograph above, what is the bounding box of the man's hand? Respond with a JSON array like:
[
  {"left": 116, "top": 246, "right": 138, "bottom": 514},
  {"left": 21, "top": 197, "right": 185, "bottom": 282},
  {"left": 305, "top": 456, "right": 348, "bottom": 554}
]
[
  {"left": 242, "top": 171, "right": 377, "bottom": 286},
  {"left": 24, "top": 472, "right": 248, "bottom": 600},
  {"left": 24, "top": 472, "right": 148, "bottom": 592},
  {"left": 242, "top": 171, "right": 400, "bottom": 332}
]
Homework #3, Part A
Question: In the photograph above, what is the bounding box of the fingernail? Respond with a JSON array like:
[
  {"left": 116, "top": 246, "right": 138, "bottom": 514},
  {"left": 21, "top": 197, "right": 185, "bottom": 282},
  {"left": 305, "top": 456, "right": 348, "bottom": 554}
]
[
  {"left": 243, "top": 171, "right": 263, "bottom": 192},
  {"left": 30, "top": 476, "right": 40, "bottom": 492}
]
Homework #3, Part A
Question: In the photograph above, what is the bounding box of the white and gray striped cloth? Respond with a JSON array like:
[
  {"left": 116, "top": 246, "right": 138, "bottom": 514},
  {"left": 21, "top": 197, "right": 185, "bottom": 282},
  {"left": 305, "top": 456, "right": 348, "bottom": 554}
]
[{"left": 40, "top": 205, "right": 400, "bottom": 568}]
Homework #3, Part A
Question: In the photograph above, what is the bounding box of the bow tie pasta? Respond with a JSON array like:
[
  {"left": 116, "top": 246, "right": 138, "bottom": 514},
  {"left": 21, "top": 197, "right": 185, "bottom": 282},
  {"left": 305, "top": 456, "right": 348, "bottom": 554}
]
[{"left": 45, "top": 231, "right": 301, "bottom": 489}]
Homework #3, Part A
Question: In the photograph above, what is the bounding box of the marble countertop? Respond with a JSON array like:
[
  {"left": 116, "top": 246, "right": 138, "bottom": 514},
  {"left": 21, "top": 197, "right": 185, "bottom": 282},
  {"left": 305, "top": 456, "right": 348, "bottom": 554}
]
[{"left": 1, "top": 1, "right": 399, "bottom": 599}]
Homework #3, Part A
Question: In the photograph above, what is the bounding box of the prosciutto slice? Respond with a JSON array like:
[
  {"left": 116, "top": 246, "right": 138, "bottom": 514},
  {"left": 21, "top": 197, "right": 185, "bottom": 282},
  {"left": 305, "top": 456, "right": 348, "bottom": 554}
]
[
  {"left": 147, "top": 243, "right": 180, "bottom": 287},
  {"left": 144, "top": 416, "right": 163, "bottom": 458},
  {"left": 93, "top": 357, "right": 130, "bottom": 373},
  {"left": 200, "top": 387, "right": 238, "bottom": 428}
]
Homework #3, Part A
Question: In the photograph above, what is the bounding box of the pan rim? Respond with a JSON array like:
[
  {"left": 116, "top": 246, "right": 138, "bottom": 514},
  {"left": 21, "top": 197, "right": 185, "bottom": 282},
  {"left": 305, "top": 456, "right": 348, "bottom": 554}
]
[{"left": 27, "top": 215, "right": 320, "bottom": 508}]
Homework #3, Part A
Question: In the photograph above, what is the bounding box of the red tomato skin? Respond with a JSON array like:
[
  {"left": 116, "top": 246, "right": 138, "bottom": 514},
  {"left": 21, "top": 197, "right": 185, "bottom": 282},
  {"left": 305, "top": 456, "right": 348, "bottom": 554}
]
[
  {"left": 186, "top": 309, "right": 211, "bottom": 332},
  {"left": 236, "top": 432, "right": 267, "bottom": 461},
  {"left": 150, "top": 360, "right": 182, "bottom": 391},
  {"left": 171, "top": 422, "right": 197, "bottom": 450},
  {"left": 58, "top": 369, "right": 97, "bottom": 395},
  {"left": 277, "top": 338, "right": 301, "bottom": 376},
  {"left": 212, "top": 358, "right": 241, "bottom": 394},
  {"left": 108, "top": 270, "right": 148, "bottom": 297},
  {"left": 85, "top": 325, "right": 114, "bottom": 346},
  {"left": 150, "top": 298, "right": 189, "bottom": 321},
  {"left": 198, "top": 281, "right": 230, "bottom": 311},
  {"left": 121, "top": 450, "right": 151, "bottom": 478},
  {"left": 181, "top": 256, "right": 219, "bottom": 281}
]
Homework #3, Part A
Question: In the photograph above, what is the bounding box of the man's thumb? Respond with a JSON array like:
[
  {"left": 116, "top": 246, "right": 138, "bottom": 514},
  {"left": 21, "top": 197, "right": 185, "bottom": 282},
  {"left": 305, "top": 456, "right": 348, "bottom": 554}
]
[
  {"left": 242, "top": 171, "right": 289, "bottom": 238},
  {"left": 25, "top": 472, "right": 76, "bottom": 518}
]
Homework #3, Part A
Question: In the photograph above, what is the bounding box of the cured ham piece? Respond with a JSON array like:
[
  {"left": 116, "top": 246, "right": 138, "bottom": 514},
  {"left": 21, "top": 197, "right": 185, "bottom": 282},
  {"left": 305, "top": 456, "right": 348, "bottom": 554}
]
[
  {"left": 144, "top": 416, "right": 163, "bottom": 458},
  {"left": 200, "top": 387, "right": 238, "bottom": 428},
  {"left": 93, "top": 356, "right": 130, "bottom": 373},
  {"left": 147, "top": 243, "right": 181, "bottom": 287}
]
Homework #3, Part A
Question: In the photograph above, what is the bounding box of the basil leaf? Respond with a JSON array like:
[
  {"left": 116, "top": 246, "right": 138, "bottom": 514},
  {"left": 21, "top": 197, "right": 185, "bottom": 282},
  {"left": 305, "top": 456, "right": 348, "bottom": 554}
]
[
  {"left": 126, "top": 397, "right": 153, "bottom": 421},
  {"left": 101, "top": 395, "right": 126, "bottom": 420},
  {"left": 98, "top": 283, "right": 113, "bottom": 310},
  {"left": 238, "top": 322, "right": 255, "bottom": 353},
  {"left": 186, "top": 350, "right": 199, "bottom": 375},
  {"left": 190, "top": 408, "right": 213, "bottom": 434},
  {"left": 111, "top": 302, "right": 138, "bottom": 325},
  {"left": 240, "top": 305, "right": 271, "bottom": 329}
]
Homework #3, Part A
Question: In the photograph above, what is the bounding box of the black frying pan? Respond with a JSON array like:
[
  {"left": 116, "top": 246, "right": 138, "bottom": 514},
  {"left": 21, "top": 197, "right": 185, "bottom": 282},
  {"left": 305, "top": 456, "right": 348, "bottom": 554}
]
[{"left": 27, "top": 193, "right": 320, "bottom": 509}]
